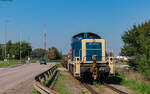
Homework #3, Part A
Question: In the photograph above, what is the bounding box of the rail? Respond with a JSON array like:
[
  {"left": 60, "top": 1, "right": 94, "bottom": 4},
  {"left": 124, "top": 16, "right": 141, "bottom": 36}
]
[
  {"left": 33, "top": 64, "right": 57, "bottom": 94},
  {"left": 103, "top": 83, "right": 128, "bottom": 94}
]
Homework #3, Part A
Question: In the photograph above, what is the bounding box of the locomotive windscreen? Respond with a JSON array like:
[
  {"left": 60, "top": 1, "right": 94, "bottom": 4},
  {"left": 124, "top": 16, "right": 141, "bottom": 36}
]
[{"left": 86, "top": 42, "right": 102, "bottom": 61}]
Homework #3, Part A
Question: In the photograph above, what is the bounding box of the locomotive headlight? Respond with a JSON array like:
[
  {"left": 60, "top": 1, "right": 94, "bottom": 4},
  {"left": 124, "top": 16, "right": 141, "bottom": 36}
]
[{"left": 92, "top": 55, "right": 97, "bottom": 60}]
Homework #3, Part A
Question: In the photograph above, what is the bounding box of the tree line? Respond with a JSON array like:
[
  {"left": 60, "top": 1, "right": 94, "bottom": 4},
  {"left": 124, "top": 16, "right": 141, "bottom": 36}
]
[
  {"left": 120, "top": 21, "right": 150, "bottom": 79},
  {"left": 0, "top": 40, "right": 63, "bottom": 60}
]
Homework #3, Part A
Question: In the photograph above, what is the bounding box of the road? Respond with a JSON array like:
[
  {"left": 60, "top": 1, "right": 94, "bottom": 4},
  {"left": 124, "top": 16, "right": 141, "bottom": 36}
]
[{"left": 0, "top": 63, "right": 54, "bottom": 94}]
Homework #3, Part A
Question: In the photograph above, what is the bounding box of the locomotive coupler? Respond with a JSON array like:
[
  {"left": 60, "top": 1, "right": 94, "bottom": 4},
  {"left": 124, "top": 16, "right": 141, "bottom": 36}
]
[{"left": 90, "top": 55, "right": 98, "bottom": 80}]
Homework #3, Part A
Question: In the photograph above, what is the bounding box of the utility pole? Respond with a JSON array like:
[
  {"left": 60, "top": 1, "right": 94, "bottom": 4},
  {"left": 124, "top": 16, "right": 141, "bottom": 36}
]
[
  {"left": 44, "top": 24, "right": 47, "bottom": 50},
  {"left": 20, "top": 32, "right": 22, "bottom": 63}
]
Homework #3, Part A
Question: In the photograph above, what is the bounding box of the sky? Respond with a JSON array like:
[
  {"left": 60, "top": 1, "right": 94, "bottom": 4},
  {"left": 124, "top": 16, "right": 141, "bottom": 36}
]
[{"left": 0, "top": 0, "right": 150, "bottom": 55}]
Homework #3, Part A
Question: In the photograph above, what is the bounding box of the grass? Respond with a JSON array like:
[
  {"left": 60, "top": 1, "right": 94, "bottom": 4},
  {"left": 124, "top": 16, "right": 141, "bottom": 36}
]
[
  {"left": 52, "top": 72, "right": 70, "bottom": 94},
  {"left": 120, "top": 75, "right": 150, "bottom": 94},
  {"left": 53, "top": 66, "right": 86, "bottom": 94},
  {"left": 111, "top": 64, "right": 150, "bottom": 94},
  {"left": 52, "top": 62, "right": 71, "bottom": 94},
  {"left": 0, "top": 60, "right": 21, "bottom": 68},
  {"left": 52, "top": 71, "right": 86, "bottom": 94},
  {"left": 55, "top": 62, "right": 63, "bottom": 68},
  {"left": 30, "top": 89, "right": 38, "bottom": 94},
  {"left": 41, "top": 70, "right": 57, "bottom": 87}
]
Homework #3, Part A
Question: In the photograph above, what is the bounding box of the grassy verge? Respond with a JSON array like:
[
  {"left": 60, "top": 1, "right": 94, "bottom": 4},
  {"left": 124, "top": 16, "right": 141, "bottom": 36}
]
[
  {"left": 120, "top": 75, "right": 150, "bottom": 94},
  {"left": 0, "top": 60, "right": 21, "bottom": 68},
  {"left": 110, "top": 64, "right": 150, "bottom": 94},
  {"left": 53, "top": 63, "right": 86, "bottom": 94},
  {"left": 52, "top": 72, "right": 70, "bottom": 94},
  {"left": 30, "top": 89, "right": 38, "bottom": 94},
  {"left": 52, "top": 71, "right": 86, "bottom": 94},
  {"left": 55, "top": 62, "right": 63, "bottom": 68},
  {"left": 107, "top": 75, "right": 150, "bottom": 94},
  {"left": 41, "top": 70, "right": 57, "bottom": 87}
]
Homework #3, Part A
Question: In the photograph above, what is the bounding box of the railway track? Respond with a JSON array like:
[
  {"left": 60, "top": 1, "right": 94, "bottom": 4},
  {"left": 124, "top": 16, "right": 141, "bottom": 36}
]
[
  {"left": 61, "top": 62, "right": 128, "bottom": 94},
  {"left": 103, "top": 83, "right": 128, "bottom": 94},
  {"left": 82, "top": 82, "right": 128, "bottom": 94},
  {"left": 82, "top": 83, "right": 99, "bottom": 94}
]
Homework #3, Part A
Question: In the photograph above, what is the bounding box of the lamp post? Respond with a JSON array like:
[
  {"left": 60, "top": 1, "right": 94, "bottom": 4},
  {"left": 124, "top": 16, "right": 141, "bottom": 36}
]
[{"left": 4, "top": 20, "right": 8, "bottom": 62}]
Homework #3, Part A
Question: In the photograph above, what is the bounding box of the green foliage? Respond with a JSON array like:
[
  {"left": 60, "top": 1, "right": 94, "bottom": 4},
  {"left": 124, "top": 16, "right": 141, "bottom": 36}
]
[
  {"left": 0, "top": 40, "right": 32, "bottom": 60},
  {"left": 6, "top": 40, "right": 13, "bottom": 56},
  {"left": 46, "top": 47, "right": 62, "bottom": 60},
  {"left": 135, "top": 54, "right": 150, "bottom": 79},
  {"left": 120, "top": 21, "right": 150, "bottom": 78},
  {"left": 31, "top": 48, "right": 46, "bottom": 58},
  {"left": 11, "top": 41, "right": 32, "bottom": 59}
]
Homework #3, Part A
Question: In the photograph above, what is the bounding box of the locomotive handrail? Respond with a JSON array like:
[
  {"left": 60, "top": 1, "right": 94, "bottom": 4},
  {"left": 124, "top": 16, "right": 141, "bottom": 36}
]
[{"left": 33, "top": 64, "right": 57, "bottom": 94}]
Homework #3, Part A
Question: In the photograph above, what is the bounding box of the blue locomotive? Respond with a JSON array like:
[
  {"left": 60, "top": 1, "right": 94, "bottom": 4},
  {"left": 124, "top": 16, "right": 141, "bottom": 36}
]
[{"left": 68, "top": 32, "right": 113, "bottom": 80}]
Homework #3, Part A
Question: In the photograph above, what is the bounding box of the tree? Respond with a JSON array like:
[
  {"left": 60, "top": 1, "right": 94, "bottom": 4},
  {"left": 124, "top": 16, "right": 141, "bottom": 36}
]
[
  {"left": 31, "top": 48, "right": 46, "bottom": 58},
  {"left": 120, "top": 21, "right": 150, "bottom": 79},
  {"left": 6, "top": 40, "right": 12, "bottom": 57},
  {"left": 11, "top": 41, "right": 32, "bottom": 59},
  {"left": 45, "top": 47, "right": 62, "bottom": 60}
]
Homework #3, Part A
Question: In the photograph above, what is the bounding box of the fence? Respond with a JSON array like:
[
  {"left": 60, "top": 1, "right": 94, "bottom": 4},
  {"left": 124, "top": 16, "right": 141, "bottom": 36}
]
[{"left": 33, "top": 64, "right": 57, "bottom": 94}]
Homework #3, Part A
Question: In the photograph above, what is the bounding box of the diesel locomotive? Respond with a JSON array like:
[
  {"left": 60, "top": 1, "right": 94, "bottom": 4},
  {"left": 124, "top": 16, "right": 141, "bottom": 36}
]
[{"left": 66, "top": 32, "right": 114, "bottom": 80}]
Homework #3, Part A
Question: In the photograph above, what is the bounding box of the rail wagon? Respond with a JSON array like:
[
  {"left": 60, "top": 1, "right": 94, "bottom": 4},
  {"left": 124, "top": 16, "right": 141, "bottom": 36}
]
[{"left": 67, "top": 32, "right": 114, "bottom": 80}]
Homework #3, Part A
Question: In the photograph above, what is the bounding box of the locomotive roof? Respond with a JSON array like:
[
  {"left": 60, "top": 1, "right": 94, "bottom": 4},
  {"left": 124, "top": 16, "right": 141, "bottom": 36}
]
[{"left": 72, "top": 32, "right": 101, "bottom": 39}]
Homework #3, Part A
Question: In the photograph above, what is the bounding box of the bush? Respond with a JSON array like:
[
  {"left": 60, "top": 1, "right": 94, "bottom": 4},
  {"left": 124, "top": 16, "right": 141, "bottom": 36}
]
[
  {"left": 120, "top": 21, "right": 150, "bottom": 79},
  {"left": 135, "top": 54, "right": 150, "bottom": 79}
]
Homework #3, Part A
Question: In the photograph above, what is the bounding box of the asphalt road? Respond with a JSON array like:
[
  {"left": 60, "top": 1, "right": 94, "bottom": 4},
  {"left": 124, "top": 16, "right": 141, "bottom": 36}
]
[{"left": 0, "top": 63, "right": 54, "bottom": 94}]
